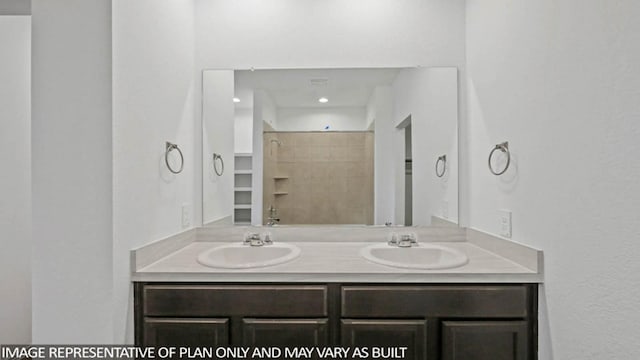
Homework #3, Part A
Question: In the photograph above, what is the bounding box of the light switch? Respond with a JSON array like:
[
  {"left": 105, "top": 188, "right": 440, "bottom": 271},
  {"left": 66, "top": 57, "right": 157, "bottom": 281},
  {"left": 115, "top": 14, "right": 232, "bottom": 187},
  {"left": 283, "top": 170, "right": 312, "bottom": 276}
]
[
  {"left": 182, "top": 203, "right": 191, "bottom": 228},
  {"left": 499, "top": 210, "right": 512, "bottom": 238}
]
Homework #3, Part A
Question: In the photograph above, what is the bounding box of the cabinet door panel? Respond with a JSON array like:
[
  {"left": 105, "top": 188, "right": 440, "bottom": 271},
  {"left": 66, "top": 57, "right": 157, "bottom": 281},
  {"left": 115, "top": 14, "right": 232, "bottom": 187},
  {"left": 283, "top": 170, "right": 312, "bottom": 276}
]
[
  {"left": 342, "top": 286, "right": 529, "bottom": 318},
  {"left": 143, "top": 318, "right": 229, "bottom": 347},
  {"left": 242, "top": 318, "right": 329, "bottom": 347},
  {"left": 341, "top": 319, "right": 427, "bottom": 360},
  {"left": 144, "top": 285, "right": 327, "bottom": 317},
  {"left": 442, "top": 321, "right": 528, "bottom": 360}
]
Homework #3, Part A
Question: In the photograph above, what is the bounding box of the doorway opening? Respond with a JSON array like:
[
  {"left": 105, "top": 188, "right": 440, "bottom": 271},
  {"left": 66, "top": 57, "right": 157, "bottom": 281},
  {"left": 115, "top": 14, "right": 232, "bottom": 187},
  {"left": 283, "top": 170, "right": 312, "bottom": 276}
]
[
  {"left": 396, "top": 115, "right": 412, "bottom": 226},
  {"left": 404, "top": 123, "right": 412, "bottom": 226}
]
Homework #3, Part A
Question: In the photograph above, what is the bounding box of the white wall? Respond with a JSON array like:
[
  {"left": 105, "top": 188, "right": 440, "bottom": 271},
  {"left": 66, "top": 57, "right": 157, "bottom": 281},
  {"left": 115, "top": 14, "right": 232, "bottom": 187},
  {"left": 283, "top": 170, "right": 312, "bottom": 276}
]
[
  {"left": 276, "top": 107, "right": 368, "bottom": 131},
  {"left": 466, "top": 1, "right": 640, "bottom": 358},
  {"left": 0, "top": 0, "right": 30, "bottom": 15},
  {"left": 251, "top": 90, "right": 278, "bottom": 225},
  {"left": 31, "top": 0, "right": 113, "bottom": 343},
  {"left": 392, "top": 68, "right": 458, "bottom": 225},
  {"left": 195, "top": 0, "right": 465, "bottom": 69},
  {"left": 112, "top": 0, "right": 195, "bottom": 343},
  {"left": 0, "top": 15, "right": 31, "bottom": 344},
  {"left": 194, "top": 0, "right": 465, "bottom": 227},
  {"left": 235, "top": 107, "right": 253, "bottom": 153},
  {"left": 371, "top": 87, "right": 395, "bottom": 225},
  {"left": 202, "top": 70, "right": 235, "bottom": 224}
]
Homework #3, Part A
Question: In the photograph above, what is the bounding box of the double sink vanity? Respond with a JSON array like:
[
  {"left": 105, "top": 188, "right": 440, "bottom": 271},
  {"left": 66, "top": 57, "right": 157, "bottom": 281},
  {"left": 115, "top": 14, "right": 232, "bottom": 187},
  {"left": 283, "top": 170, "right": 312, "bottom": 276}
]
[{"left": 132, "top": 225, "right": 542, "bottom": 360}]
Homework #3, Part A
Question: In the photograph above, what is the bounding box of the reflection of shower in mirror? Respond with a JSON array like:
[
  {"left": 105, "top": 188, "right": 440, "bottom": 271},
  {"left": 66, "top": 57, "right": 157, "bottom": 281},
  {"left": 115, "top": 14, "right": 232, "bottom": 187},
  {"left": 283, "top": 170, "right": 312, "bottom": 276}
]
[
  {"left": 270, "top": 139, "right": 282, "bottom": 156},
  {"left": 201, "top": 67, "right": 459, "bottom": 226}
]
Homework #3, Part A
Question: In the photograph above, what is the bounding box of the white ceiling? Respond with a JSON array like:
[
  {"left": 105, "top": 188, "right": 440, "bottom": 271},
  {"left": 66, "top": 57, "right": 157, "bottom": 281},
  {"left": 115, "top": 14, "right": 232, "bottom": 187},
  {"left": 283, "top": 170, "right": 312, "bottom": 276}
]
[{"left": 235, "top": 68, "right": 401, "bottom": 109}]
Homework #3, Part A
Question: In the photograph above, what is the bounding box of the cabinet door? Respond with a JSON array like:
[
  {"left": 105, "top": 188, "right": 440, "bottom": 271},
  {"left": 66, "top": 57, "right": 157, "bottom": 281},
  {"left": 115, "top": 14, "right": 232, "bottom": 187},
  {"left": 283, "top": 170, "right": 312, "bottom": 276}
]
[
  {"left": 242, "top": 318, "right": 329, "bottom": 347},
  {"left": 442, "top": 321, "right": 528, "bottom": 360},
  {"left": 341, "top": 320, "right": 427, "bottom": 360},
  {"left": 144, "top": 318, "right": 229, "bottom": 347}
]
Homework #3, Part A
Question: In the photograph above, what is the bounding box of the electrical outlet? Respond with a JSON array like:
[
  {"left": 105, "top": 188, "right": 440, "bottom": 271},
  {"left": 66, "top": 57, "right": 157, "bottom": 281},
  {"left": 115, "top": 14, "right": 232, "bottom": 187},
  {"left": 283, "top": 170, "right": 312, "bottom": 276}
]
[
  {"left": 499, "top": 210, "right": 512, "bottom": 238},
  {"left": 181, "top": 204, "right": 191, "bottom": 228},
  {"left": 442, "top": 200, "right": 449, "bottom": 219}
]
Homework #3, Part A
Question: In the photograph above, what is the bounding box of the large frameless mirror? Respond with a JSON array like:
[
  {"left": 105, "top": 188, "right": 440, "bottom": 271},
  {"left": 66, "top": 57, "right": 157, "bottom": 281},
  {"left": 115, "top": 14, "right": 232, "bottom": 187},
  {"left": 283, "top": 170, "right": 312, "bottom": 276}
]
[{"left": 202, "top": 67, "right": 458, "bottom": 227}]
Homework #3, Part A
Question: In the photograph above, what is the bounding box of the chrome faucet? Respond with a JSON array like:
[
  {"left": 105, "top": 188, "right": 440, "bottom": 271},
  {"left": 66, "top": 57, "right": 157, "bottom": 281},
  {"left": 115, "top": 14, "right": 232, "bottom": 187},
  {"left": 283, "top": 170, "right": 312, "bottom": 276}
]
[
  {"left": 243, "top": 232, "right": 274, "bottom": 246},
  {"left": 243, "top": 232, "right": 263, "bottom": 246},
  {"left": 388, "top": 233, "right": 418, "bottom": 247},
  {"left": 267, "top": 205, "right": 280, "bottom": 226}
]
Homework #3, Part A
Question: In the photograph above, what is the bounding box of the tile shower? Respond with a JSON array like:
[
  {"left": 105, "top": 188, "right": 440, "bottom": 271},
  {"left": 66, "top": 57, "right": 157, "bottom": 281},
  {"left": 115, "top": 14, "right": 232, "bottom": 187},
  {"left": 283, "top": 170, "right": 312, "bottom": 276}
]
[{"left": 263, "top": 132, "right": 374, "bottom": 224}]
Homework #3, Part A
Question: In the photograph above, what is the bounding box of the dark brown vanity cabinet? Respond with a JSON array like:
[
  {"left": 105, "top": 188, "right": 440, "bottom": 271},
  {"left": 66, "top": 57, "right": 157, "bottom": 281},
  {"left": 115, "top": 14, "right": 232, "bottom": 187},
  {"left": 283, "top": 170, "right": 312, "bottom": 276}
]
[
  {"left": 136, "top": 284, "right": 331, "bottom": 347},
  {"left": 341, "top": 285, "right": 536, "bottom": 360},
  {"left": 135, "top": 283, "right": 537, "bottom": 359}
]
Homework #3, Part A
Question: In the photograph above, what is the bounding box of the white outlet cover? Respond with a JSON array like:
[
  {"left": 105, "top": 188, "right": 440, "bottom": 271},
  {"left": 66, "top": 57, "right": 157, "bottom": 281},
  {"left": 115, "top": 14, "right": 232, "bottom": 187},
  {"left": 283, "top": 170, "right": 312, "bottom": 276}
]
[{"left": 498, "top": 210, "right": 512, "bottom": 238}]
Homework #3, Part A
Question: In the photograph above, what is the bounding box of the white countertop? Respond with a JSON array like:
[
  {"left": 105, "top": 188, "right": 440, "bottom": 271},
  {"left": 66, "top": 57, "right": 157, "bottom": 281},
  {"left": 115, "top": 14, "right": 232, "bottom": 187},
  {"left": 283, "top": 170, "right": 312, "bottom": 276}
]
[{"left": 133, "top": 239, "right": 542, "bottom": 283}]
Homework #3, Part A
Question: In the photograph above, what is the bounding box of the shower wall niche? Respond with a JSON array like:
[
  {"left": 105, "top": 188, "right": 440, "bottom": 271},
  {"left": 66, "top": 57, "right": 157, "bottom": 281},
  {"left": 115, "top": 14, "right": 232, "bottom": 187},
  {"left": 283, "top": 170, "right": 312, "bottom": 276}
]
[{"left": 263, "top": 131, "right": 374, "bottom": 225}]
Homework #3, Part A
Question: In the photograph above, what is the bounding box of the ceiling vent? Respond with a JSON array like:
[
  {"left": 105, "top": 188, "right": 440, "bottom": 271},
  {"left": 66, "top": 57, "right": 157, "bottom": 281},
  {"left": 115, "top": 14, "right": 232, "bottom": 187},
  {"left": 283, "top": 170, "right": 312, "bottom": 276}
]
[{"left": 309, "top": 78, "right": 329, "bottom": 87}]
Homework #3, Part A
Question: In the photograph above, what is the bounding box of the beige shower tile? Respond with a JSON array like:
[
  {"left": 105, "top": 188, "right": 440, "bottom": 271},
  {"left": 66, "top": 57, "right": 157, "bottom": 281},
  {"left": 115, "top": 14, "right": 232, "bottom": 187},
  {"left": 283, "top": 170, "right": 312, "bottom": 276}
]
[
  {"left": 329, "top": 146, "right": 347, "bottom": 161},
  {"left": 346, "top": 162, "right": 365, "bottom": 177},
  {"left": 308, "top": 134, "right": 327, "bottom": 147},
  {"left": 292, "top": 187, "right": 311, "bottom": 205},
  {"left": 292, "top": 207, "right": 311, "bottom": 224},
  {"left": 293, "top": 146, "right": 310, "bottom": 161},
  {"left": 276, "top": 162, "right": 292, "bottom": 176},
  {"left": 327, "top": 176, "right": 348, "bottom": 194},
  {"left": 292, "top": 133, "right": 312, "bottom": 147},
  {"left": 333, "top": 161, "right": 349, "bottom": 176},
  {"left": 278, "top": 144, "right": 295, "bottom": 162},
  {"left": 346, "top": 148, "right": 366, "bottom": 162},
  {"left": 274, "top": 178, "right": 289, "bottom": 193},
  {"left": 276, "top": 133, "right": 292, "bottom": 145},
  {"left": 309, "top": 146, "right": 330, "bottom": 161},
  {"left": 346, "top": 133, "right": 366, "bottom": 147},
  {"left": 275, "top": 193, "right": 294, "bottom": 208},
  {"left": 331, "top": 133, "right": 349, "bottom": 147}
]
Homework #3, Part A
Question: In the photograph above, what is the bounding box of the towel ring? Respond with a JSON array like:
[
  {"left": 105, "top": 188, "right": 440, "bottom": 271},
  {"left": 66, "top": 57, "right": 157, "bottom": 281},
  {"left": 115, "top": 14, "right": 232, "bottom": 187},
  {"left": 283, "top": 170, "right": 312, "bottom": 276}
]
[
  {"left": 435, "top": 155, "right": 447, "bottom": 178},
  {"left": 488, "top": 141, "right": 510, "bottom": 176},
  {"left": 213, "top": 153, "right": 224, "bottom": 176},
  {"left": 165, "top": 142, "right": 184, "bottom": 174}
]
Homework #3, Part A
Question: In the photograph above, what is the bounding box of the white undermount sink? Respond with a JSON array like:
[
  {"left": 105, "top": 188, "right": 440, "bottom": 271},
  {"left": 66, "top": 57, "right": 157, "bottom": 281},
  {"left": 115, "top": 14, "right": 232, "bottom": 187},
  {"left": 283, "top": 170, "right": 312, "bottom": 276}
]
[
  {"left": 360, "top": 243, "right": 469, "bottom": 270},
  {"left": 197, "top": 243, "right": 301, "bottom": 269}
]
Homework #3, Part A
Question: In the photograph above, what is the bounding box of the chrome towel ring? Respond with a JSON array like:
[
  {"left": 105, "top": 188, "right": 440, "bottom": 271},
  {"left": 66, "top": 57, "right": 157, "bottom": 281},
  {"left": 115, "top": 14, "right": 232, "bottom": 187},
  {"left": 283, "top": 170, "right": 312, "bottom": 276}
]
[
  {"left": 435, "top": 155, "right": 447, "bottom": 178},
  {"left": 165, "top": 141, "right": 184, "bottom": 174},
  {"left": 213, "top": 153, "right": 224, "bottom": 176},
  {"left": 488, "top": 141, "right": 510, "bottom": 176}
]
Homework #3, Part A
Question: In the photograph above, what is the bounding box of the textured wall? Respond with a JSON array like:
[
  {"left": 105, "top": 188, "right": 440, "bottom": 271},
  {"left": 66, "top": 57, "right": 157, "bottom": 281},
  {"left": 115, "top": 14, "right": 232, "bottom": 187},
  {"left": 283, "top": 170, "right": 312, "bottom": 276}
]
[
  {"left": 264, "top": 132, "right": 374, "bottom": 225},
  {"left": 466, "top": 1, "right": 640, "bottom": 358},
  {"left": 194, "top": 0, "right": 466, "bottom": 225},
  {"left": 392, "top": 68, "right": 459, "bottom": 225},
  {"left": 112, "top": 0, "right": 195, "bottom": 342},
  {"left": 0, "top": 15, "right": 31, "bottom": 344},
  {"left": 31, "top": 0, "right": 113, "bottom": 343}
]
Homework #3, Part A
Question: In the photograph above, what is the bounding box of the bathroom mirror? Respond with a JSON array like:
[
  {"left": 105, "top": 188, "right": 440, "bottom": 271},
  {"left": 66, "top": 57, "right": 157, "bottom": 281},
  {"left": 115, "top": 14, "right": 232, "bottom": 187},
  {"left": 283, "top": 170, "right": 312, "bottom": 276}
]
[{"left": 202, "top": 67, "right": 458, "bottom": 227}]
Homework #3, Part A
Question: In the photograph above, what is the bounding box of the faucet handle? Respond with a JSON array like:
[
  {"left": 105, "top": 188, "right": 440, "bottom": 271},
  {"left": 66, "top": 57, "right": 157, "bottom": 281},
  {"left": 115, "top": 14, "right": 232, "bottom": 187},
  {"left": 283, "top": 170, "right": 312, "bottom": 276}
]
[
  {"left": 243, "top": 232, "right": 261, "bottom": 245},
  {"left": 387, "top": 233, "right": 399, "bottom": 246},
  {"left": 397, "top": 233, "right": 418, "bottom": 247},
  {"left": 263, "top": 232, "right": 274, "bottom": 245}
]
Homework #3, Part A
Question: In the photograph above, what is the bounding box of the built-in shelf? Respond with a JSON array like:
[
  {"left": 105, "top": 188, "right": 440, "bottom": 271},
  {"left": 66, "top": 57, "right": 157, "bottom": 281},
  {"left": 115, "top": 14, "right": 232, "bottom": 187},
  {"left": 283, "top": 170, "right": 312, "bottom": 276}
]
[
  {"left": 234, "top": 153, "right": 253, "bottom": 225},
  {"left": 273, "top": 175, "right": 289, "bottom": 179},
  {"left": 273, "top": 191, "right": 289, "bottom": 195}
]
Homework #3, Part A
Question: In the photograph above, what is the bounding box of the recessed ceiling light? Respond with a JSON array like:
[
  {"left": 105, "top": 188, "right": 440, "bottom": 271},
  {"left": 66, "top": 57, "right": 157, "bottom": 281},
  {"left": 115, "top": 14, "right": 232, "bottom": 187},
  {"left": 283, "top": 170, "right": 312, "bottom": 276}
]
[
  {"left": 318, "top": 97, "right": 329, "bottom": 103},
  {"left": 233, "top": 97, "right": 240, "bottom": 103}
]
